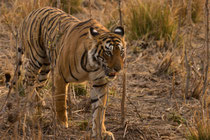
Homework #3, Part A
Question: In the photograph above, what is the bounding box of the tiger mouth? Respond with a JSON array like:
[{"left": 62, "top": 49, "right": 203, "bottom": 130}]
[
  {"left": 106, "top": 72, "right": 117, "bottom": 79},
  {"left": 102, "top": 65, "right": 117, "bottom": 79}
]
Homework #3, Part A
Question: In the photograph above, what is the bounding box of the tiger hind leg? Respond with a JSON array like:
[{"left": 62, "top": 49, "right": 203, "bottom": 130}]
[
  {"left": 35, "top": 63, "right": 50, "bottom": 117},
  {"left": 23, "top": 56, "right": 50, "bottom": 118}
]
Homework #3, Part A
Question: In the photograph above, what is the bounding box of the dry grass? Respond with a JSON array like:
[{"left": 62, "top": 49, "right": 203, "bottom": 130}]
[
  {"left": 0, "top": 0, "right": 209, "bottom": 139},
  {"left": 171, "top": 0, "right": 205, "bottom": 24},
  {"left": 187, "top": 111, "right": 210, "bottom": 140},
  {"left": 124, "top": 0, "right": 177, "bottom": 42},
  {"left": 50, "top": 0, "right": 83, "bottom": 14},
  {"left": 0, "top": 0, "right": 51, "bottom": 28}
]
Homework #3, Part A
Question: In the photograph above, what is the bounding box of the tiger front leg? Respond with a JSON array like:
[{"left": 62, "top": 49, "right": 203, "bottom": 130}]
[
  {"left": 55, "top": 74, "right": 68, "bottom": 128},
  {"left": 89, "top": 82, "right": 115, "bottom": 140}
]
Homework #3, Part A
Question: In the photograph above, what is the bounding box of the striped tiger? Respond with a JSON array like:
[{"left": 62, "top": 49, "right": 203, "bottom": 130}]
[{"left": 17, "top": 7, "right": 125, "bottom": 139}]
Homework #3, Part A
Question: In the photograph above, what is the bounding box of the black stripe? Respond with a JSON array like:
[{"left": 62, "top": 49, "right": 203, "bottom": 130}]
[
  {"left": 27, "top": 75, "right": 35, "bottom": 79},
  {"left": 40, "top": 8, "right": 55, "bottom": 18},
  {"left": 69, "top": 63, "right": 79, "bottom": 81},
  {"left": 49, "top": 19, "right": 62, "bottom": 35},
  {"left": 80, "top": 50, "right": 99, "bottom": 72},
  {"left": 79, "top": 32, "right": 88, "bottom": 38},
  {"left": 91, "top": 94, "right": 106, "bottom": 104},
  {"left": 102, "top": 37, "right": 108, "bottom": 41},
  {"left": 74, "top": 56, "right": 79, "bottom": 74},
  {"left": 40, "top": 69, "right": 50, "bottom": 75},
  {"left": 110, "top": 36, "right": 121, "bottom": 40},
  {"left": 38, "top": 22, "right": 44, "bottom": 51},
  {"left": 74, "top": 40, "right": 80, "bottom": 74},
  {"left": 54, "top": 15, "right": 72, "bottom": 29},
  {"left": 39, "top": 78, "right": 47, "bottom": 82},
  {"left": 43, "top": 62, "right": 50, "bottom": 66},
  {"left": 38, "top": 9, "right": 56, "bottom": 49},
  {"left": 29, "top": 55, "right": 42, "bottom": 70},
  {"left": 114, "top": 40, "right": 121, "bottom": 43},
  {"left": 29, "top": 58, "right": 41, "bottom": 70},
  {"left": 62, "top": 24, "right": 71, "bottom": 34},
  {"left": 58, "top": 44, "right": 65, "bottom": 59},
  {"left": 60, "top": 21, "right": 70, "bottom": 31},
  {"left": 35, "top": 41, "right": 46, "bottom": 58},
  {"left": 80, "top": 50, "right": 89, "bottom": 72},
  {"left": 93, "top": 76, "right": 104, "bottom": 81},
  {"left": 48, "top": 14, "right": 67, "bottom": 33},
  {"left": 61, "top": 16, "right": 77, "bottom": 24},
  {"left": 27, "top": 66, "right": 36, "bottom": 73},
  {"left": 55, "top": 49, "right": 57, "bottom": 62},
  {"left": 93, "top": 83, "right": 107, "bottom": 87},
  {"left": 69, "top": 19, "right": 92, "bottom": 35},
  {"left": 92, "top": 45, "right": 99, "bottom": 62},
  {"left": 29, "top": 20, "right": 46, "bottom": 59},
  {"left": 78, "top": 25, "right": 93, "bottom": 33},
  {"left": 39, "top": 11, "right": 56, "bottom": 43},
  {"left": 29, "top": 8, "right": 47, "bottom": 18},
  {"left": 47, "top": 14, "right": 63, "bottom": 31},
  {"left": 59, "top": 67, "right": 68, "bottom": 83},
  {"left": 106, "top": 40, "right": 111, "bottom": 43},
  {"left": 27, "top": 41, "right": 43, "bottom": 66},
  {"left": 27, "top": 44, "right": 42, "bottom": 69},
  {"left": 60, "top": 18, "right": 74, "bottom": 28}
]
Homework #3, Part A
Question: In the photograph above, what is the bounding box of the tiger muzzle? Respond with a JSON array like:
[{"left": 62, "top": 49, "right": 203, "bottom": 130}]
[{"left": 104, "top": 64, "right": 122, "bottom": 79}]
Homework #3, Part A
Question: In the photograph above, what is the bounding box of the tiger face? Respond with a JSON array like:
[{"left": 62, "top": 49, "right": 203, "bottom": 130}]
[{"left": 89, "top": 26, "right": 125, "bottom": 79}]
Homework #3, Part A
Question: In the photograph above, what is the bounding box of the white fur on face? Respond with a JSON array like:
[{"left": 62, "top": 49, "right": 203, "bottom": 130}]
[{"left": 88, "top": 48, "right": 99, "bottom": 68}]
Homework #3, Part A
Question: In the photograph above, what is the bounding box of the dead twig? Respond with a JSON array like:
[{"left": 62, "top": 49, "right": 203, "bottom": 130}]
[
  {"left": 123, "top": 122, "right": 128, "bottom": 138},
  {"left": 57, "top": 0, "right": 61, "bottom": 9},
  {"left": 119, "top": 0, "right": 126, "bottom": 126},
  {"left": 89, "top": 0, "right": 92, "bottom": 19},
  {"left": 126, "top": 95, "right": 142, "bottom": 120},
  {"left": 118, "top": 0, "right": 122, "bottom": 26},
  {"left": 187, "top": 0, "right": 192, "bottom": 25},
  {"left": 201, "top": 0, "right": 209, "bottom": 118},
  {"left": 184, "top": 25, "right": 193, "bottom": 100}
]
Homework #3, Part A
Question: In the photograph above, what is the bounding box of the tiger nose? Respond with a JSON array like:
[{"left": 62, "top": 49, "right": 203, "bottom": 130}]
[{"left": 114, "top": 65, "right": 121, "bottom": 72}]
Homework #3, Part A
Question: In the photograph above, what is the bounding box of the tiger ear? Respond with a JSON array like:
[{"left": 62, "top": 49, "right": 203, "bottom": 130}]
[
  {"left": 89, "top": 27, "right": 99, "bottom": 38},
  {"left": 113, "top": 26, "right": 124, "bottom": 37}
]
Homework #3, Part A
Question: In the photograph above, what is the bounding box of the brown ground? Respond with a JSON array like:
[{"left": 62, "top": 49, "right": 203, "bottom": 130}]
[{"left": 0, "top": 1, "right": 209, "bottom": 140}]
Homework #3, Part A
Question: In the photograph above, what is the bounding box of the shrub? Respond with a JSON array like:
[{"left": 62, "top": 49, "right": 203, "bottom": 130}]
[
  {"left": 0, "top": 0, "right": 51, "bottom": 28},
  {"left": 187, "top": 111, "right": 210, "bottom": 140},
  {"left": 50, "top": 0, "right": 83, "bottom": 14},
  {"left": 172, "top": 0, "right": 204, "bottom": 24},
  {"left": 73, "top": 84, "right": 87, "bottom": 96},
  {"left": 125, "top": 0, "right": 178, "bottom": 42}
]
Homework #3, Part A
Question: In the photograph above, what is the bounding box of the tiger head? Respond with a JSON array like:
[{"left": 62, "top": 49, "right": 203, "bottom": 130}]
[{"left": 89, "top": 26, "right": 126, "bottom": 79}]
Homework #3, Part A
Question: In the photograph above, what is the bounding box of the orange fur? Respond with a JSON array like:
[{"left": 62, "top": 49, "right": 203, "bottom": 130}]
[{"left": 18, "top": 7, "right": 126, "bottom": 139}]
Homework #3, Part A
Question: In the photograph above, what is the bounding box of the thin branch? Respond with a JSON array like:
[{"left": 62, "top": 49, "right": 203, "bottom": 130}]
[
  {"left": 119, "top": 0, "right": 126, "bottom": 126},
  {"left": 201, "top": 0, "right": 209, "bottom": 114},
  {"left": 184, "top": 25, "right": 193, "bottom": 100},
  {"left": 202, "top": 0, "right": 209, "bottom": 97},
  {"left": 126, "top": 95, "right": 142, "bottom": 120},
  {"left": 57, "top": 0, "right": 61, "bottom": 9},
  {"left": 118, "top": 0, "right": 122, "bottom": 26},
  {"left": 2, "top": 15, "right": 17, "bottom": 40},
  {"left": 187, "top": 0, "right": 192, "bottom": 25},
  {"left": 89, "top": 0, "right": 92, "bottom": 19}
]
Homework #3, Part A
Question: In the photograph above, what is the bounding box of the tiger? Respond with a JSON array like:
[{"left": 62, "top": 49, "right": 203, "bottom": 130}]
[{"left": 16, "top": 7, "right": 126, "bottom": 140}]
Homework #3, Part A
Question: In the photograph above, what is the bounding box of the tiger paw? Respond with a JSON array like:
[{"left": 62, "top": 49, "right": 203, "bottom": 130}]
[
  {"left": 56, "top": 111, "right": 68, "bottom": 128},
  {"left": 102, "top": 131, "right": 115, "bottom": 140},
  {"left": 57, "top": 120, "right": 68, "bottom": 128},
  {"left": 84, "top": 131, "right": 115, "bottom": 140}
]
